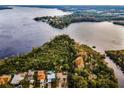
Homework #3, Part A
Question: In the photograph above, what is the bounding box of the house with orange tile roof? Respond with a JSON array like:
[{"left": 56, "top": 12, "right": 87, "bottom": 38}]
[
  {"left": 0, "top": 75, "right": 11, "bottom": 85},
  {"left": 37, "top": 70, "right": 46, "bottom": 81},
  {"left": 37, "top": 70, "right": 46, "bottom": 88}
]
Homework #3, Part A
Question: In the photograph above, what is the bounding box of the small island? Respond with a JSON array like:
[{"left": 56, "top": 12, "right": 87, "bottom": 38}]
[
  {"left": 0, "top": 35, "right": 118, "bottom": 88},
  {"left": 106, "top": 50, "right": 124, "bottom": 73}
]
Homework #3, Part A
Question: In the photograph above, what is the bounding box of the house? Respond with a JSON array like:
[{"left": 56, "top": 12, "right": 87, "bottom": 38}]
[
  {"left": 47, "top": 71, "right": 55, "bottom": 83},
  {"left": 47, "top": 71, "right": 55, "bottom": 88},
  {"left": 56, "top": 72, "right": 68, "bottom": 88},
  {"left": 27, "top": 70, "right": 34, "bottom": 81},
  {"left": 0, "top": 75, "right": 11, "bottom": 85},
  {"left": 37, "top": 70, "right": 46, "bottom": 88},
  {"left": 11, "top": 73, "right": 26, "bottom": 85},
  {"left": 75, "top": 56, "right": 85, "bottom": 69},
  {"left": 37, "top": 70, "right": 46, "bottom": 81}
]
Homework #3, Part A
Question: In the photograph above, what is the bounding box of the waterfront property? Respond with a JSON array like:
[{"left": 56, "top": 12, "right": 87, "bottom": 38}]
[
  {"left": 11, "top": 73, "right": 27, "bottom": 84},
  {"left": 37, "top": 70, "right": 46, "bottom": 88},
  {"left": 56, "top": 72, "right": 68, "bottom": 88},
  {"left": 27, "top": 70, "right": 35, "bottom": 81},
  {"left": 47, "top": 71, "right": 56, "bottom": 88},
  {"left": 0, "top": 5, "right": 124, "bottom": 88},
  {"left": 0, "top": 75, "right": 11, "bottom": 85},
  {"left": 11, "top": 73, "right": 27, "bottom": 87}
]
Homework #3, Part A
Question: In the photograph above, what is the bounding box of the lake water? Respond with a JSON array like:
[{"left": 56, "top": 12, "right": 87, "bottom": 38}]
[
  {"left": 0, "top": 6, "right": 71, "bottom": 58},
  {"left": 0, "top": 6, "right": 124, "bottom": 87}
]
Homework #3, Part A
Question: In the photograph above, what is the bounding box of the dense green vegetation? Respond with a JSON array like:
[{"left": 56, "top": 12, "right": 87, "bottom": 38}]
[
  {"left": 34, "top": 11, "right": 124, "bottom": 29},
  {"left": 106, "top": 50, "right": 124, "bottom": 73},
  {"left": 68, "top": 44, "right": 118, "bottom": 88},
  {"left": 34, "top": 14, "right": 102, "bottom": 29},
  {"left": 0, "top": 35, "right": 118, "bottom": 87},
  {"left": 0, "top": 35, "right": 76, "bottom": 74},
  {"left": 34, "top": 16, "right": 71, "bottom": 29}
]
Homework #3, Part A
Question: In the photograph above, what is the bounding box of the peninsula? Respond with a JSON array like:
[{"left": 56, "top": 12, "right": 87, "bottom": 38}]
[{"left": 0, "top": 35, "right": 118, "bottom": 88}]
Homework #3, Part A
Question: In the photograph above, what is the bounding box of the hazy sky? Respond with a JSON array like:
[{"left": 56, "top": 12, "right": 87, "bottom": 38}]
[{"left": 0, "top": 0, "right": 124, "bottom": 5}]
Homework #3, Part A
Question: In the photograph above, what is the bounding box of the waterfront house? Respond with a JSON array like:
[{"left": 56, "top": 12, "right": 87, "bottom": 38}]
[
  {"left": 11, "top": 73, "right": 26, "bottom": 85},
  {"left": 0, "top": 75, "right": 11, "bottom": 85},
  {"left": 27, "top": 70, "right": 34, "bottom": 81},
  {"left": 56, "top": 72, "right": 68, "bottom": 88},
  {"left": 47, "top": 71, "right": 55, "bottom": 88},
  {"left": 37, "top": 70, "right": 46, "bottom": 88}
]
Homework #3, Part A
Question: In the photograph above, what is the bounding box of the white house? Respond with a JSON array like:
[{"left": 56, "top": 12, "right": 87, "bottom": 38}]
[
  {"left": 11, "top": 73, "right": 26, "bottom": 85},
  {"left": 27, "top": 70, "right": 34, "bottom": 81},
  {"left": 47, "top": 71, "right": 55, "bottom": 88},
  {"left": 47, "top": 71, "right": 55, "bottom": 83}
]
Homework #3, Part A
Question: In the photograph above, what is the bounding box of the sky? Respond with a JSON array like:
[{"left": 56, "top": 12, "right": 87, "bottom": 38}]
[{"left": 0, "top": 0, "right": 124, "bottom": 5}]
